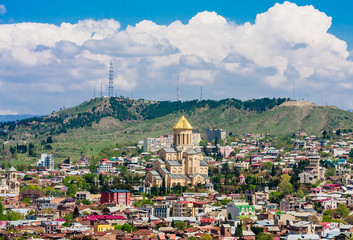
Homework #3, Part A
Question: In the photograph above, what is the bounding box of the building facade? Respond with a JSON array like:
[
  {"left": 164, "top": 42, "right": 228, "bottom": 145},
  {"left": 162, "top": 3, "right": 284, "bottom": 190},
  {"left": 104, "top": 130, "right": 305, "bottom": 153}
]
[
  {"left": 144, "top": 133, "right": 201, "bottom": 152},
  {"left": 206, "top": 129, "right": 226, "bottom": 143},
  {"left": 100, "top": 189, "right": 130, "bottom": 205},
  {"left": 0, "top": 167, "right": 20, "bottom": 194},
  {"left": 37, "top": 153, "right": 55, "bottom": 170},
  {"left": 145, "top": 115, "right": 209, "bottom": 188}
]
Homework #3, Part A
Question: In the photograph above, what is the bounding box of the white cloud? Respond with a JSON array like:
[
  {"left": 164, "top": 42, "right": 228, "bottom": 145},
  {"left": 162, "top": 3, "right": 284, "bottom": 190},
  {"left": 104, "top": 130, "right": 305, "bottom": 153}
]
[
  {"left": 0, "top": 110, "right": 18, "bottom": 115},
  {"left": 1, "top": 2, "right": 353, "bottom": 113},
  {"left": 0, "top": 5, "right": 6, "bottom": 15}
]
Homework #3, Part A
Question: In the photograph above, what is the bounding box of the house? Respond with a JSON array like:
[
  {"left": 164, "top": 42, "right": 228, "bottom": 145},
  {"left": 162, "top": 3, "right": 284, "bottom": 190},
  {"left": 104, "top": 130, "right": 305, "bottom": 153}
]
[
  {"left": 226, "top": 201, "right": 255, "bottom": 220},
  {"left": 221, "top": 224, "right": 232, "bottom": 237}
]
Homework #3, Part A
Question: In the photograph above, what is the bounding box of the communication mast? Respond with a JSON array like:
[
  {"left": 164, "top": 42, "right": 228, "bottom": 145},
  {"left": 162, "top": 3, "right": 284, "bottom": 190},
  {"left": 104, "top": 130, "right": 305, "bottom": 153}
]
[
  {"left": 176, "top": 77, "right": 180, "bottom": 101},
  {"left": 108, "top": 61, "right": 114, "bottom": 97},
  {"left": 200, "top": 86, "right": 203, "bottom": 101}
]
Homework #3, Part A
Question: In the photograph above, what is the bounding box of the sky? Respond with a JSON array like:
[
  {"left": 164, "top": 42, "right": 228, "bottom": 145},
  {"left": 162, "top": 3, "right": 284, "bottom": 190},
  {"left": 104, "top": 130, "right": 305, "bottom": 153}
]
[{"left": 1, "top": 0, "right": 353, "bottom": 114}]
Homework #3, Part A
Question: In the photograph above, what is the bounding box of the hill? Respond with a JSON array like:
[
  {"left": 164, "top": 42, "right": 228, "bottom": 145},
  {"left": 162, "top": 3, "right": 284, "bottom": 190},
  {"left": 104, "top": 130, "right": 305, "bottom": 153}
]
[
  {"left": 0, "top": 97, "right": 352, "bottom": 163},
  {"left": 0, "top": 115, "right": 40, "bottom": 123}
]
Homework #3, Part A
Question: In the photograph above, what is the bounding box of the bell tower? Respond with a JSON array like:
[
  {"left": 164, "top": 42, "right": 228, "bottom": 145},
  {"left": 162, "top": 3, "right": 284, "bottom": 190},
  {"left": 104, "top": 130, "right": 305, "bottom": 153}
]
[
  {"left": 7, "top": 166, "right": 19, "bottom": 193},
  {"left": 173, "top": 115, "right": 193, "bottom": 147}
]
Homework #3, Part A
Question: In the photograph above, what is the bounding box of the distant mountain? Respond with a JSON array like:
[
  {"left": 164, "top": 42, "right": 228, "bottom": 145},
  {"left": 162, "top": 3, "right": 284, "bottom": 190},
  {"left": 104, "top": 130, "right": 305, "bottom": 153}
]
[
  {"left": 0, "top": 115, "right": 41, "bottom": 123},
  {"left": 1, "top": 97, "right": 352, "bottom": 160}
]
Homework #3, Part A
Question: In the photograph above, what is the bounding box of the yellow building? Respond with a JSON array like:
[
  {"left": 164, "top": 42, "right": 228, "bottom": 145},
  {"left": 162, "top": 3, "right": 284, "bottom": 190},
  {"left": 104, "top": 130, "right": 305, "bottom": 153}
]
[
  {"left": 94, "top": 222, "right": 115, "bottom": 232},
  {"left": 145, "top": 115, "right": 209, "bottom": 188}
]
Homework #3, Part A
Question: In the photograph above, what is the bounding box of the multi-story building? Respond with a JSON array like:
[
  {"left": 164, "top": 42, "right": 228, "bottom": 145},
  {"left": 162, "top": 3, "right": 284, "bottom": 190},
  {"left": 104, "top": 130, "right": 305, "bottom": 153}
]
[
  {"left": 154, "top": 203, "right": 173, "bottom": 218},
  {"left": 76, "top": 191, "right": 91, "bottom": 201},
  {"left": 37, "top": 153, "right": 55, "bottom": 170},
  {"left": 144, "top": 135, "right": 174, "bottom": 152},
  {"left": 279, "top": 198, "right": 302, "bottom": 212},
  {"left": 298, "top": 153, "right": 326, "bottom": 184},
  {"left": 206, "top": 129, "right": 226, "bottom": 143},
  {"left": 144, "top": 133, "right": 201, "bottom": 152},
  {"left": 100, "top": 189, "right": 130, "bottom": 205}
]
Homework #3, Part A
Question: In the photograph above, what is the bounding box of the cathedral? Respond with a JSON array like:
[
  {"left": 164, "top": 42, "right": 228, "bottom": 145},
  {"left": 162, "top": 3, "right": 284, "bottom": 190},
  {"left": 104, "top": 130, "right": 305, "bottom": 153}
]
[
  {"left": 0, "top": 167, "right": 20, "bottom": 194},
  {"left": 145, "top": 115, "right": 209, "bottom": 188}
]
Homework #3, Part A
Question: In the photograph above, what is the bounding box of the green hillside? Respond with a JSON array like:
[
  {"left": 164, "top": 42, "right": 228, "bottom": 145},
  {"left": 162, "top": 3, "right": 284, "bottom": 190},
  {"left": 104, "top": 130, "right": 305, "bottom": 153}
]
[{"left": 1, "top": 97, "right": 353, "bottom": 163}]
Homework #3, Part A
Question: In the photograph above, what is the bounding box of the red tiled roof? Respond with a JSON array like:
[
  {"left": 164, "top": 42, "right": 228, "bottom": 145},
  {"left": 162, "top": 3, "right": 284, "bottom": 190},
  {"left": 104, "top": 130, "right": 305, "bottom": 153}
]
[{"left": 87, "top": 215, "right": 126, "bottom": 221}]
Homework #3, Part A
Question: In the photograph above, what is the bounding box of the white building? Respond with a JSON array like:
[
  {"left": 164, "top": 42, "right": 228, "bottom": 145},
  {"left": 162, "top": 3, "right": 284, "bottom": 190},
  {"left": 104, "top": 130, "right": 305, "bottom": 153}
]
[
  {"left": 143, "top": 133, "right": 201, "bottom": 152},
  {"left": 37, "top": 153, "right": 55, "bottom": 170}
]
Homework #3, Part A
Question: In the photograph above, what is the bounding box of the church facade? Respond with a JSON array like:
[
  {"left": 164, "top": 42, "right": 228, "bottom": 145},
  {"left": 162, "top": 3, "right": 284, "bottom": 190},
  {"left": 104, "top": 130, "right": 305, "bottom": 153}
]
[
  {"left": 0, "top": 167, "right": 20, "bottom": 194},
  {"left": 145, "top": 115, "right": 209, "bottom": 188}
]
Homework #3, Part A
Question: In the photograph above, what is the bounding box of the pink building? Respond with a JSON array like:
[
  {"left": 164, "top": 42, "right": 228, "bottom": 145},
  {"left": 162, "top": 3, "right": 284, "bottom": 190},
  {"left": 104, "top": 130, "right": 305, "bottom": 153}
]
[{"left": 218, "top": 146, "right": 233, "bottom": 158}]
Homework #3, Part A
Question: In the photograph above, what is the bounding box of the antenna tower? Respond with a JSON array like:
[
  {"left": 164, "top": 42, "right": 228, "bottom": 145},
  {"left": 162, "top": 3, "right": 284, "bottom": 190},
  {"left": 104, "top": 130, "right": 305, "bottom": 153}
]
[
  {"left": 94, "top": 83, "right": 96, "bottom": 98},
  {"left": 176, "top": 77, "right": 180, "bottom": 101},
  {"left": 292, "top": 78, "right": 295, "bottom": 100},
  {"left": 200, "top": 86, "right": 203, "bottom": 101},
  {"left": 108, "top": 61, "right": 114, "bottom": 97},
  {"left": 101, "top": 82, "right": 103, "bottom": 97}
]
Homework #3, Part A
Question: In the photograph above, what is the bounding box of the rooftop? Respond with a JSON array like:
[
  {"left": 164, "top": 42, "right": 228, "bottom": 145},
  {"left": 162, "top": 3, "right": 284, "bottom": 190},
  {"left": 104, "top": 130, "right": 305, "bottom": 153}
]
[{"left": 173, "top": 115, "right": 193, "bottom": 130}]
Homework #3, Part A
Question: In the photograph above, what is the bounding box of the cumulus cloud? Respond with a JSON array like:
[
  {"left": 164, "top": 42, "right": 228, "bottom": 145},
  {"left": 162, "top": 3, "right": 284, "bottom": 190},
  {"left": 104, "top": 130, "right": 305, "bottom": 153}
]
[{"left": 1, "top": 1, "right": 353, "bottom": 114}]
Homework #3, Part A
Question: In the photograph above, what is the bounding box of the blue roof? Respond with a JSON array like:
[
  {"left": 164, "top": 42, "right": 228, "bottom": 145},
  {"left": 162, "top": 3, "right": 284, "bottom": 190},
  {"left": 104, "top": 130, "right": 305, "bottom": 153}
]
[{"left": 105, "top": 189, "right": 130, "bottom": 193}]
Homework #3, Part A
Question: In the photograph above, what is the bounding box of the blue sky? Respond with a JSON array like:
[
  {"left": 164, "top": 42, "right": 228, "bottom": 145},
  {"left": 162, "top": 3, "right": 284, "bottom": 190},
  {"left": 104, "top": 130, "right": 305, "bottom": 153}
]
[{"left": 1, "top": 0, "right": 353, "bottom": 114}]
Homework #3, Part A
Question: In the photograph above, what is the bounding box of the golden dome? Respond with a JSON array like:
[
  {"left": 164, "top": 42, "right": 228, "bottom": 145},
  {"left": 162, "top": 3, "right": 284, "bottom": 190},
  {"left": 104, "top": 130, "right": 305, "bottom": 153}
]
[{"left": 173, "top": 115, "right": 193, "bottom": 130}]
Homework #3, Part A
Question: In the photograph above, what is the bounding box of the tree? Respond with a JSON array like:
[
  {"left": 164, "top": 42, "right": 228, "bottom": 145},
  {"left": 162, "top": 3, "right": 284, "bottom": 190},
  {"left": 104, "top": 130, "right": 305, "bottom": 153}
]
[
  {"left": 200, "top": 234, "right": 213, "bottom": 240},
  {"left": 255, "top": 233, "right": 273, "bottom": 240},
  {"left": 73, "top": 206, "right": 80, "bottom": 219},
  {"left": 271, "top": 165, "right": 275, "bottom": 176},
  {"left": 345, "top": 215, "right": 353, "bottom": 224},
  {"left": 175, "top": 221, "right": 187, "bottom": 231},
  {"left": 62, "top": 221, "right": 70, "bottom": 227},
  {"left": 251, "top": 226, "right": 264, "bottom": 235},
  {"left": 336, "top": 129, "right": 341, "bottom": 136},
  {"left": 67, "top": 184, "right": 78, "bottom": 197},
  {"left": 349, "top": 148, "right": 353, "bottom": 158},
  {"left": 121, "top": 223, "right": 133, "bottom": 232},
  {"left": 314, "top": 201, "right": 323, "bottom": 213},
  {"left": 326, "top": 168, "right": 335, "bottom": 178},
  {"left": 235, "top": 221, "right": 243, "bottom": 237},
  {"left": 296, "top": 190, "right": 304, "bottom": 199},
  {"left": 336, "top": 204, "right": 350, "bottom": 218},
  {"left": 278, "top": 174, "right": 293, "bottom": 195},
  {"left": 0, "top": 202, "right": 4, "bottom": 215},
  {"left": 322, "top": 130, "right": 328, "bottom": 138},
  {"left": 23, "top": 198, "right": 31, "bottom": 205}
]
